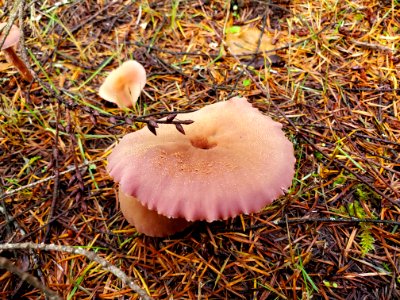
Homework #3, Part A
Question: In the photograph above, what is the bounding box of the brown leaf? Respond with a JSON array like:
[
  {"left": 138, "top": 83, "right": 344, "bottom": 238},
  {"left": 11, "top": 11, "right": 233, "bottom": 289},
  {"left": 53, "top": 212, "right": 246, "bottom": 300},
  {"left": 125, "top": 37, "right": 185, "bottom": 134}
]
[
  {"left": 225, "top": 26, "right": 284, "bottom": 57},
  {"left": 180, "top": 119, "right": 194, "bottom": 125},
  {"left": 148, "top": 119, "right": 159, "bottom": 128},
  {"left": 166, "top": 113, "right": 178, "bottom": 122},
  {"left": 147, "top": 124, "right": 157, "bottom": 135},
  {"left": 175, "top": 123, "right": 185, "bottom": 135}
]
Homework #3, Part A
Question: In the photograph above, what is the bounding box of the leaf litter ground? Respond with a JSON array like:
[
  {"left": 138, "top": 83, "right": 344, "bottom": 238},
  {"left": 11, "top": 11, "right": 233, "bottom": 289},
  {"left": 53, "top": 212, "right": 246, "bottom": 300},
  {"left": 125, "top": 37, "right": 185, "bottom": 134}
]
[{"left": 0, "top": 0, "right": 399, "bottom": 299}]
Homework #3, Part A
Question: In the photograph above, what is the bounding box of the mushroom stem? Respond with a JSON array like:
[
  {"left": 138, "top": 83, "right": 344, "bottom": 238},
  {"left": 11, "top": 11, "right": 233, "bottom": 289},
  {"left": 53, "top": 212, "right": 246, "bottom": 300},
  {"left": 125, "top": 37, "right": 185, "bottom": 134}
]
[
  {"left": 3, "top": 47, "right": 33, "bottom": 81},
  {"left": 119, "top": 189, "right": 191, "bottom": 237}
]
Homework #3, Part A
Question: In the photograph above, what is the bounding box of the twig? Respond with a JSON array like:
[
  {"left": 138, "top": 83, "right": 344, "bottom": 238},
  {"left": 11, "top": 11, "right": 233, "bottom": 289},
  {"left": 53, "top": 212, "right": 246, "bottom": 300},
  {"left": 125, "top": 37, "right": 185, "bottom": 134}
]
[
  {"left": 350, "top": 39, "right": 394, "bottom": 52},
  {"left": 0, "top": 158, "right": 104, "bottom": 200},
  {"left": 222, "top": 217, "right": 400, "bottom": 233},
  {"left": 0, "top": 256, "right": 61, "bottom": 300},
  {"left": 65, "top": 108, "right": 85, "bottom": 202},
  {"left": 69, "top": 1, "right": 115, "bottom": 34},
  {"left": 0, "top": 242, "right": 153, "bottom": 300},
  {"left": 42, "top": 101, "right": 61, "bottom": 243},
  {"left": 0, "top": 0, "right": 20, "bottom": 49},
  {"left": 275, "top": 217, "right": 400, "bottom": 226},
  {"left": 55, "top": 218, "right": 119, "bottom": 253}
]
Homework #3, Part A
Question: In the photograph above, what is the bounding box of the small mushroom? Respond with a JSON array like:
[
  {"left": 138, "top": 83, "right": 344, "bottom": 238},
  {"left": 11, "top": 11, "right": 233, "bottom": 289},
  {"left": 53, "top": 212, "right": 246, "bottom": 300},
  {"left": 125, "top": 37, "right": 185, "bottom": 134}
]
[
  {"left": 0, "top": 23, "right": 33, "bottom": 81},
  {"left": 107, "top": 97, "right": 295, "bottom": 237},
  {"left": 99, "top": 60, "right": 146, "bottom": 108}
]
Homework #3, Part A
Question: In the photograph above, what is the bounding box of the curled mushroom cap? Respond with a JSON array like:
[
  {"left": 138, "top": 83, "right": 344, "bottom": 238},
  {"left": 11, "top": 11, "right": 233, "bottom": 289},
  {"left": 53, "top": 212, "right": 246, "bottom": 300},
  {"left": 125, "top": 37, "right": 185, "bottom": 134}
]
[
  {"left": 99, "top": 60, "right": 146, "bottom": 108},
  {"left": 108, "top": 97, "right": 295, "bottom": 227}
]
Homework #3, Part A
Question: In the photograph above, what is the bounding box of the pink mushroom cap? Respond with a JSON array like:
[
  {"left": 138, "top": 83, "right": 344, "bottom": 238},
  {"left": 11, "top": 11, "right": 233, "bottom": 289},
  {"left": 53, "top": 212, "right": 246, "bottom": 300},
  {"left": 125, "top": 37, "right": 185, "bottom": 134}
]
[
  {"left": 108, "top": 97, "right": 295, "bottom": 222},
  {"left": 99, "top": 60, "right": 146, "bottom": 108},
  {"left": 0, "top": 23, "right": 20, "bottom": 49}
]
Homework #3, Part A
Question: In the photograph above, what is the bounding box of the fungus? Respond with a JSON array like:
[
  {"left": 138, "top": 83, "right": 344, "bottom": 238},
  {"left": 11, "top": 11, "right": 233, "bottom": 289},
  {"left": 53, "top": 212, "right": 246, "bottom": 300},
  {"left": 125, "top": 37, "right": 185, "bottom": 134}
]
[
  {"left": 99, "top": 60, "right": 146, "bottom": 108},
  {"left": 0, "top": 23, "right": 33, "bottom": 81},
  {"left": 108, "top": 97, "right": 295, "bottom": 237}
]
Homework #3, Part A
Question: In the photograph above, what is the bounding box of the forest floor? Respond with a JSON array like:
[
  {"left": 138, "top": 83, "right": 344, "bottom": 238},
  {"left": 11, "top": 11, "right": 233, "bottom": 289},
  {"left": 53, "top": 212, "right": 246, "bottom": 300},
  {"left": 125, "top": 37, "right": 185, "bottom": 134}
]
[{"left": 0, "top": 0, "right": 399, "bottom": 299}]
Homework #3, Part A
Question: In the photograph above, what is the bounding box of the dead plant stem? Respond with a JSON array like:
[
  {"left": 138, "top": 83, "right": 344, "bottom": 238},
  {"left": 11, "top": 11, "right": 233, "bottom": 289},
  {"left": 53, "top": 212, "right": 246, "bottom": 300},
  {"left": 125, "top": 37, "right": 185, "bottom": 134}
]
[{"left": 0, "top": 242, "right": 153, "bottom": 300}]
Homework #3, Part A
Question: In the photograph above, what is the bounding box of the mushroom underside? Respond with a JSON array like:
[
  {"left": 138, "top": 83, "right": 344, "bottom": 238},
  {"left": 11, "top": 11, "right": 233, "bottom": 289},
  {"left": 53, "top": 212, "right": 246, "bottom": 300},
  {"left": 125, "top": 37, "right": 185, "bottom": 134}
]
[
  {"left": 119, "top": 189, "right": 191, "bottom": 237},
  {"left": 98, "top": 60, "right": 146, "bottom": 108}
]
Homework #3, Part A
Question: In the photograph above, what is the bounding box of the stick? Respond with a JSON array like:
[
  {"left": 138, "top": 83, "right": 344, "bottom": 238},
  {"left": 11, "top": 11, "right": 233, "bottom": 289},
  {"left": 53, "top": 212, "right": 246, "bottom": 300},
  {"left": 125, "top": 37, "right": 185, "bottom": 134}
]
[{"left": 0, "top": 242, "right": 153, "bottom": 300}]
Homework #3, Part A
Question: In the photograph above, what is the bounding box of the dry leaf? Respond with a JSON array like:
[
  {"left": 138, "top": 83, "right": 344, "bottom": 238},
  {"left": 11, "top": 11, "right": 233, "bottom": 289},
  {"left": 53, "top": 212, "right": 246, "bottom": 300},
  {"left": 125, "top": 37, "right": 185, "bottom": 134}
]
[
  {"left": 0, "top": 62, "right": 12, "bottom": 72},
  {"left": 225, "top": 26, "right": 282, "bottom": 57}
]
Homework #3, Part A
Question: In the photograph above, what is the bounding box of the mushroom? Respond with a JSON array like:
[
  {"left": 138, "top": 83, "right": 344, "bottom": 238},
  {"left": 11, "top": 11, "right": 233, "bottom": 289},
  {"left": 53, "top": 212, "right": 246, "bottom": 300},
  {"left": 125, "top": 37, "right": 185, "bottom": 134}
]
[
  {"left": 107, "top": 97, "right": 295, "bottom": 237},
  {"left": 99, "top": 60, "right": 146, "bottom": 108},
  {"left": 0, "top": 23, "right": 33, "bottom": 81}
]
